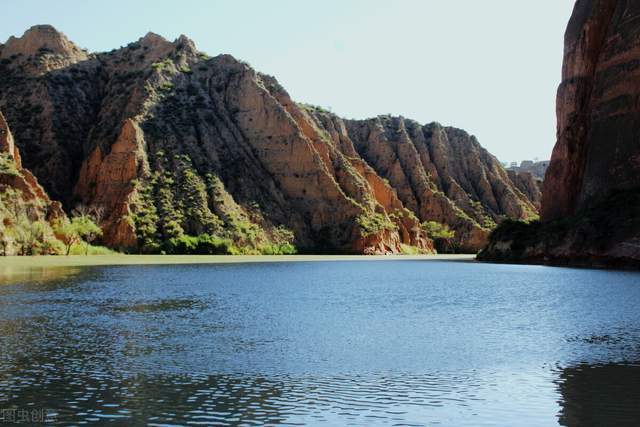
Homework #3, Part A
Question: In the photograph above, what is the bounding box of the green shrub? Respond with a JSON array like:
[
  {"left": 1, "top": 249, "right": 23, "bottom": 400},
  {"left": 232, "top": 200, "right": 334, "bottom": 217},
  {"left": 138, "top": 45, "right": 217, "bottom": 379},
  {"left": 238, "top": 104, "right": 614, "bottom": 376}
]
[
  {"left": 421, "top": 221, "right": 455, "bottom": 240},
  {"left": 0, "top": 188, "right": 65, "bottom": 256},
  {"left": 422, "top": 221, "right": 455, "bottom": 253},
  {"left": 159, "top": 82, "right": 174, "bottom": 92},
  {"left": 194, "top": 234, "right": 236, "bottom": 255},
  {"left": 259, "top": 242, "right": 297, "bottom": 255},
  {"left": 162, "top": 235, "right": 198, "bottom": 254},
  {"left": 356, "top": 212, "right": 397, "bottom": 236},
  {"left": 68, "top": 243, "right": 116, "bottom": 255},
  {"left": 151, "top": 58, "right": 173, "bottom": 71},
  {"left": 0, "top": 153, "right": 20, "bottom": 176},
  {"left": 161, "top": 234, "right": 236, "bottom": 255},
  {"left": 399, "top": 244, "right": 432, "bottom": 255}
]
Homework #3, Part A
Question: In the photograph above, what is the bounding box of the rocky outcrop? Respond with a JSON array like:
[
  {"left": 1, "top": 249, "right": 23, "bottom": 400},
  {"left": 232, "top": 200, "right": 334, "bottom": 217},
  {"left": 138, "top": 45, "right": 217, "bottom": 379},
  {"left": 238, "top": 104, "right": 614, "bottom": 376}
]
[
  {"left": 307, "top": 112, "right": 538, "bottom": 252},
  {"left": 0, "top": 111, "right": 66, "bottom": 254},
  {"left": 0, "top": 25, "right": 88, "bottom": 74},
  {"left": 480, "top": 0, "right": 640, "bottom": 268},
  {"left": 0, "top": 26, "right": 540, "bottom": 254},
  {"left": 76, "top": 119, "right": 148, "bottom": 248},
  {"left": 0, "top": 111, "right": 62, "bottom": 215}
]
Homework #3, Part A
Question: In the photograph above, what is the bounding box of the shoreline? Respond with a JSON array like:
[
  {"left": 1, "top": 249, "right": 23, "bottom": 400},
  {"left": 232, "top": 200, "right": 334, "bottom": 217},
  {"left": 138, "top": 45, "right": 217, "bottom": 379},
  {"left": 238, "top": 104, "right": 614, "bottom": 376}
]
[{"left": 0, "top": 254, "right": 476, "bottom": 268}]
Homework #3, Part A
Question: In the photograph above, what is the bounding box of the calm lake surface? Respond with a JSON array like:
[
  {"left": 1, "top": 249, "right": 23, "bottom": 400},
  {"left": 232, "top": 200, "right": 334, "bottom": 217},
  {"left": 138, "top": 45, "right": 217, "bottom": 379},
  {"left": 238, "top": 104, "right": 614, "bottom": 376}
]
[{"left": 1, "top": 259, "right": 640, "bottom": 426}]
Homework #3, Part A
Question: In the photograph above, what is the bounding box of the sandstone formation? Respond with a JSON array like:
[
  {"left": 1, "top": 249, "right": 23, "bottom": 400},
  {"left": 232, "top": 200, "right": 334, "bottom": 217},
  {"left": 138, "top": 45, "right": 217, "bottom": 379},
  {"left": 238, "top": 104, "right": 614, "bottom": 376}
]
[
  {"left": 0, "top": 25, "right": 88, "bottom": 75},
  {"left": 507, "top": 170, "right": 542, "bottom": 211},
  {"left": 542, "top": 0, "right": 640, "bottom": 221},
  {"left": 480, "top": 0, "right": 640, "bottom": 268},
  {"left": 307, "top": 112, "right": 537, "bottom": 252},
  {"left": 0, "top": 110, "right": 66, "bottom": 254},
  {"left": 0, "top": 110, "right": 63, "bottom": 216},
  {"left": 0, "top": 26, "right": 540, "bottom": 254}
]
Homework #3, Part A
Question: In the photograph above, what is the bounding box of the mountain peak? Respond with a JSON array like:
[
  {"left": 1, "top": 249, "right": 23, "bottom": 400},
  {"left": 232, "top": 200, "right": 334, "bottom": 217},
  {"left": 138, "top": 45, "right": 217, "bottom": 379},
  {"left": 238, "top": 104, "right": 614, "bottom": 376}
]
[
  {"left": 174, "top": 34, "right": 196, "bottom": 51},
  {"left": 0, "top": 25, "right": 87, "bottom": 61},
  {"left": 140, "top": 31, "right": 168, "bottom": 45}
]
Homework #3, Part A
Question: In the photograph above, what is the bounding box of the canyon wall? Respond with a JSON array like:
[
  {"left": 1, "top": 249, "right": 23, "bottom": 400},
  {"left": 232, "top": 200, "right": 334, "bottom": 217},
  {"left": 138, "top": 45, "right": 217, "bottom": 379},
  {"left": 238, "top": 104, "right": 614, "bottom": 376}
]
[
  {"left": 480, "top": 0, "right": 640, "bottom": 267},
  {"left": 0, "top": 25, "right": 539, "bottom": 254}
]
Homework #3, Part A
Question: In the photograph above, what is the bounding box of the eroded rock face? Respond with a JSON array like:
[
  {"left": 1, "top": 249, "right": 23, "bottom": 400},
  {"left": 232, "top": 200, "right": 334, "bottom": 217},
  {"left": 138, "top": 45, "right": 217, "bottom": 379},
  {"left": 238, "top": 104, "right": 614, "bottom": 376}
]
[
  {"left": 0, "top": 25, "right": 88, "bottom": 74},
  {"left": 0, "top": 26, "right": 540, "bottom": 254},
  {"left": 507, "top": 171, "right": 542, "bottom": 211},
  {"left": 306, "top": 113, "right": 538, "bottom": 252},
  {"left": 0, "top": 111, "right": 65, "bottom": 224},
  {"left": 543, "top": 0, "right": 640, "bottom": 221},
  {"left": 481, "top": 0, "right": 640, "bottom": 268},
  {"left": 76, "top": 119, "right": 148, "bottom": 248}
]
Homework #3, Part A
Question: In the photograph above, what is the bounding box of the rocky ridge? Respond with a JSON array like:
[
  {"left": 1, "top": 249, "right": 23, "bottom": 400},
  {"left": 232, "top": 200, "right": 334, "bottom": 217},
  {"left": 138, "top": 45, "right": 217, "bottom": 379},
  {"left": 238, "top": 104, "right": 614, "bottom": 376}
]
[
  {"left": 306, "top": 111, "right": 537, "bottom": 251},
  {"left": 0, "top": 25, "right": 539, "bottom": 254}
]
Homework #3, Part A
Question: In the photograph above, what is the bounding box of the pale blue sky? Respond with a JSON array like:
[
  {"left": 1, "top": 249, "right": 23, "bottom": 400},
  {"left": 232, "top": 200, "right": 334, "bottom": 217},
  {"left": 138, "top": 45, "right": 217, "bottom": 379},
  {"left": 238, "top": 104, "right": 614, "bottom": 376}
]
[{"left": 2, "top": 1, "right": 575, "bottom": 163}]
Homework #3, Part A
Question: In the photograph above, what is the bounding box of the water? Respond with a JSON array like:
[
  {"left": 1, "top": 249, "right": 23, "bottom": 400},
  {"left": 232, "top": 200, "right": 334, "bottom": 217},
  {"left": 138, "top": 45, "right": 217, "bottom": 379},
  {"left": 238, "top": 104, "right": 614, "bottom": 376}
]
[{"left": 1, "top": 260, "right": 640, "bottom": 425}]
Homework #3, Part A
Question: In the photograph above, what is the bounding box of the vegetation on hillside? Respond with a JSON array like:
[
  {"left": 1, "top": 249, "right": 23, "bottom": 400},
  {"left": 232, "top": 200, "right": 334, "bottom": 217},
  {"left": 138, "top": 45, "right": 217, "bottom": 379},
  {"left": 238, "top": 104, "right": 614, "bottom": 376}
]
[
  {"left": 478, "top": 187, "right": 640, "bottom": 267},
  {"left": 129, "top": 153, "right": 297, "bottom": 255},
  {"left": 422, "top": 221, "right": 455, "bottom": 253},
  {"left": 356, "top": 212, "right": 397, "bottom": 237},
  {"left": 0, "top": 188, "right": 106, "bottom": 256},
  {"left": 54, "top": 207, "right": 103, "bottom": 256},
  {"left": 0, "top": 153, "right": 20, "bottom": 176},
  {"left": 0, "top": 188, "right": 61, "bottom": 255}
]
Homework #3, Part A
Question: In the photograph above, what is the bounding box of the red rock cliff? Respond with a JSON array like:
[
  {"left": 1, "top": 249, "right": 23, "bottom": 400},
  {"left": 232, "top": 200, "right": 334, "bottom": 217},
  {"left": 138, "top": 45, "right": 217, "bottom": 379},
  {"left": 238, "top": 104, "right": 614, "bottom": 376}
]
[
  {"left": 0, "top": 111, "right": 65, "bottom": 227},
  {"left": 542, "top": 0, "right": 640, "bottom": 221},
  {"left": 480, "top": 0, "right": 640, "bottom": 268},
  {"left": 0, "top": 26, "right": 541, "bottom": 254}
]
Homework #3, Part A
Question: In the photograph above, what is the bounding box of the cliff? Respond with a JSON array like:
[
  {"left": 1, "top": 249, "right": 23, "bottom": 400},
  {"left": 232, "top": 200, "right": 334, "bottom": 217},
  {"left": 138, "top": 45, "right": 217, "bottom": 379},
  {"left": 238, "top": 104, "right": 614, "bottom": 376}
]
[
  {"left": 0, "top": 111, "right": 66, "bottom": 255},
  {"left": 306, "top": 111, "right": 538, "bottom": 252},
  {"left": 0, "top": 26, "right": 539, "bottom": 254},
  {"left": 480, "top": 0, "right": 640, "bottom": 268},
  {"left": 507, "top": 170, "right": 542, "bottom": 211}
]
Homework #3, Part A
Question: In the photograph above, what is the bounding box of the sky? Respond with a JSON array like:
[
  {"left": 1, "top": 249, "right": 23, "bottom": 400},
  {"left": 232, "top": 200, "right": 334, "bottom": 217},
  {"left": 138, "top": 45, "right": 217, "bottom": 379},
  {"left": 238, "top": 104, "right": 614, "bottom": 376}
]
[{"left": 2, "top": 1, "right": 576, "bottom": 163}]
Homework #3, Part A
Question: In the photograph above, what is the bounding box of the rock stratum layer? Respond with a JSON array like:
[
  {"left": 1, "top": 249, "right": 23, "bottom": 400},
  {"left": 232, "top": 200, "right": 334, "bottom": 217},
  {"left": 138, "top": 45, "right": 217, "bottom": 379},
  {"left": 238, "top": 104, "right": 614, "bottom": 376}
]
[
  {"left": 0, "top": 25, "right": 538, "bottom": 254},
  {"left": 480, "top": 0, "right": 640, "bottom": 267}
]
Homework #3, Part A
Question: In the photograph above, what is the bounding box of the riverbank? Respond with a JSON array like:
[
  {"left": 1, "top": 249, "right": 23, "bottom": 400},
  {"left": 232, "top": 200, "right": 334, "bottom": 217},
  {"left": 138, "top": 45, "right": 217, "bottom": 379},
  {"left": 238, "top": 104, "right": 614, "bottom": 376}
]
[
  {"left": 0, "top": 254, "right": 476, "bottom": 285},
  {"left": 0, "top": 254, "right": 475, "bottom": 268}
]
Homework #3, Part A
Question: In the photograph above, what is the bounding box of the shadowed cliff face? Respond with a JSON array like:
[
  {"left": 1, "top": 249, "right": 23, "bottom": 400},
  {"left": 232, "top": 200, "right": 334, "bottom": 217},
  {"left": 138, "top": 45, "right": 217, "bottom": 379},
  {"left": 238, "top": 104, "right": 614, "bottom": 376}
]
[
  {"left": 0, "top": 111, "right": 63, "bottom": 216},
  {"left": 0, "top": 111, "right": 66, "bottom": 254},
  {"left": 480, "top": 0, "right": 640, "bottom": 267},
  {"left": 557, "top": 362, "right": 640, "bottom": 426},
  {"left": 0, "top": 26, "right": 538, "bottom": 254},
  {"left": 543, "top": 0, "right": 640, "bottom": 221}
]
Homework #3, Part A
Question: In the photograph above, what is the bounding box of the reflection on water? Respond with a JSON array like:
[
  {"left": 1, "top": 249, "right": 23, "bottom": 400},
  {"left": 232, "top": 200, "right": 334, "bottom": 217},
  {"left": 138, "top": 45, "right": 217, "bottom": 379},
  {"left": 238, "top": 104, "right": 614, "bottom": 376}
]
[
  {"left": 557, "top": 362, "right": 640, "bottom": 427},
  {"left": 0, "top": 261, "right": 639, "bottom": 425},
  {"left": 0, "top": 264, "right": 82, "bottom": 286}
]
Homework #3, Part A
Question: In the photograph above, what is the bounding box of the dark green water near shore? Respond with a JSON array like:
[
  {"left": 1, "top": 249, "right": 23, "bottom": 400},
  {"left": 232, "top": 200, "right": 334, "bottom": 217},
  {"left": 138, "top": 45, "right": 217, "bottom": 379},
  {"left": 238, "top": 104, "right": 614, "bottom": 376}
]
[{"left": 1, "top": 260, "right": 640, "bottom": 425}]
